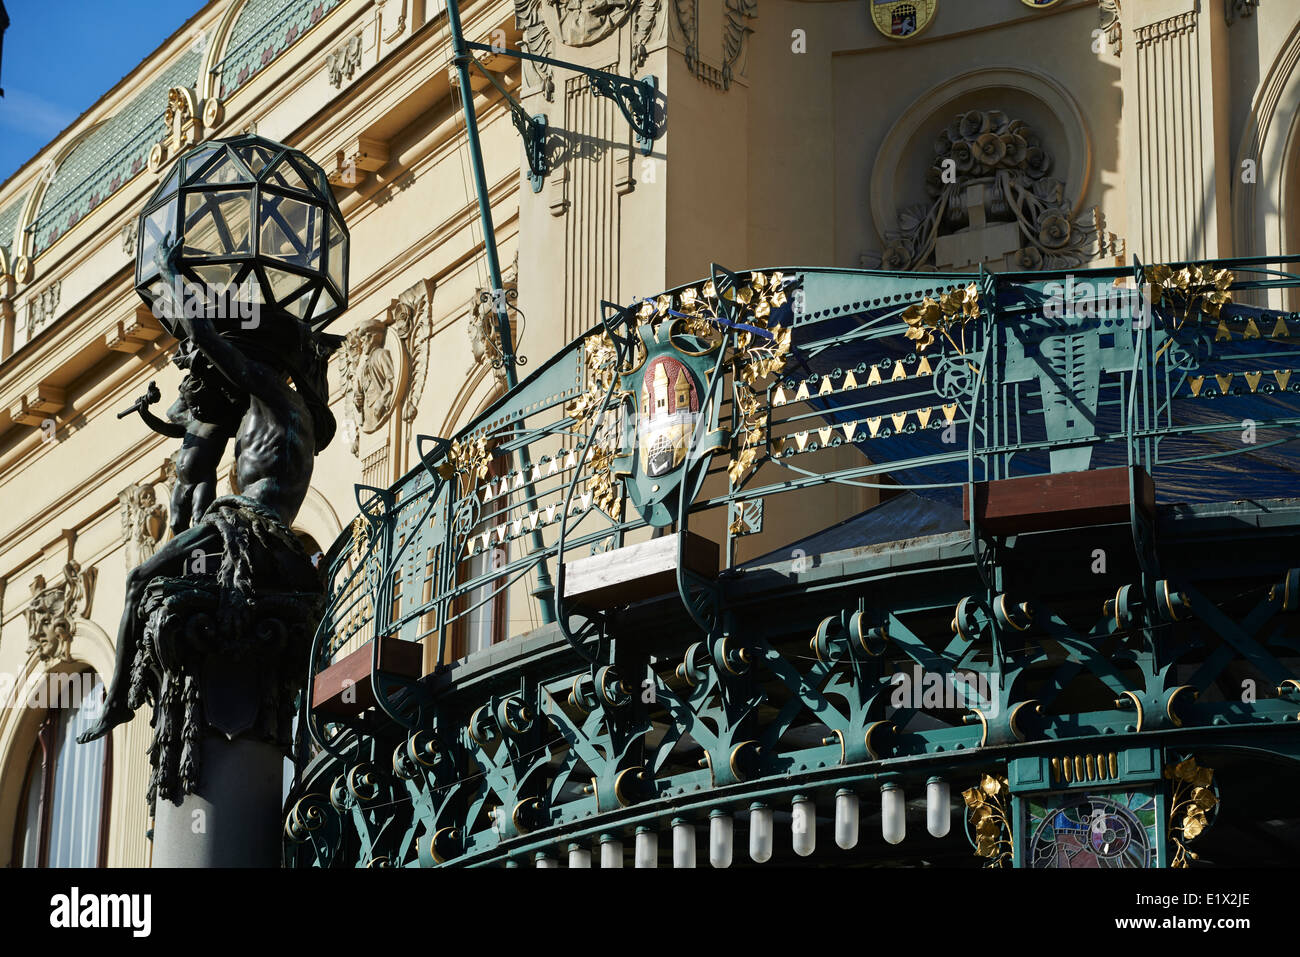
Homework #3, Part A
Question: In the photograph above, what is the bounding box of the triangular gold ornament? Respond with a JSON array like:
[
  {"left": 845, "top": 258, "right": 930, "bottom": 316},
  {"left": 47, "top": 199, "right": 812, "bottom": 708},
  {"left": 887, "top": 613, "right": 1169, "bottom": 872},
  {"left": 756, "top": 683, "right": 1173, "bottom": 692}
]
[
  {"left": 866, "top": 366, "right": 882, "bottom": 386},
  {"left": 1215, "top": 373, "right": 1234, "bottom": 394},
  {"left": 1214, "top": 321, "right": 1231, "bottom": 342},
  {"left": 818, "top": 377, "right": 834, "bottom": 396},
  {"left": 795, "top": 431, "right": 810, "bottom": 451},
  {"left": 917, "top": 356, "right": 933, "bottom": 377},
  {"left": 867, "top": 417, "right": 882, "bottom": 437},
  {"left": 1189, "top": 376, "right": 1205, "bottom": 397},
  {"left": 1271, "top": 315, "right": 1289, "bottom": 338},
  {"left": 1244, "top": 371, "right": 1262, "bottom": 392},
  {"left": 891, "top": 361, "right": 907, "bottom": 382},
  {"left": 795, "top": 381, "right": 810, "bottom": 402},
  {"left": 842, "top": 370, "right": 859, "bottom": 391},
  {"left": 1277, "top": 369, "right": 1293, "bottom": 391},
  {"left": 890, "top": 411, "right": 907, "bottom": 431},
  {"left": 942, "top": 403, "right": 958, "bottom": 424},
  {"left": 818, "top": 426, "right": 833, "bottom": 444},
  {"left": 1244, "top": 319, "right": 1261, "bottom": 340},
  {"left": 773, "top": 386, "right": 788, "bottom": 406},
  {"left": 916, "top": 407, "right": 934, "bottom": 428},
  {"left": 842, "top": 421, "right": 859, "bottom": 441}
]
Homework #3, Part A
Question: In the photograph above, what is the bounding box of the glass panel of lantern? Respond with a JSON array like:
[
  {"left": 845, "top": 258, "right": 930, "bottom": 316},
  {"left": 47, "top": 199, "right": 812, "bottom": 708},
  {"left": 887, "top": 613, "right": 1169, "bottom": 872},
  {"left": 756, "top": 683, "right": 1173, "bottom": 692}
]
[
  {"left": 184, "top": 190, "right": 253, "bottom": 258},
  {"left": 136, "top": 200, "right": 177, "bottom": 287},
  {"left": 326, "top": 212, "right": 347, "bottom": 303},
  {"left": 133, "top": 135, "right": 349, "bottom": 334}
]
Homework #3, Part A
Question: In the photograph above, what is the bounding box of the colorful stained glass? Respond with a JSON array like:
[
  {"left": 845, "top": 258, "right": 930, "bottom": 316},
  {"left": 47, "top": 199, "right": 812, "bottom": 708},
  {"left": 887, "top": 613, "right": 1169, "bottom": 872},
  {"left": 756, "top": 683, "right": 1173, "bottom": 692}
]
[{"left": 1026, "top": 791, "right": 1158, "bottom": 868}]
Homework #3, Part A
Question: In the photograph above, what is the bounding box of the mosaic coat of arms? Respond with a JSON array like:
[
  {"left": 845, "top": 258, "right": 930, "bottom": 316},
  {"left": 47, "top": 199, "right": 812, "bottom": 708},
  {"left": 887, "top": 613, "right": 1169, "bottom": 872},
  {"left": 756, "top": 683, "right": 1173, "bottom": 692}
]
[{"left": 870, "top": 0, "right": 938, "bottom": 39}]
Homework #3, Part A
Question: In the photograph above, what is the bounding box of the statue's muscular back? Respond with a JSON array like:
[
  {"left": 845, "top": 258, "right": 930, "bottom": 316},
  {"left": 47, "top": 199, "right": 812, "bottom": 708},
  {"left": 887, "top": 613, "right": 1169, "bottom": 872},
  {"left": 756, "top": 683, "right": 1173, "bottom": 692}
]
[{"left": 233, "top": 355, "right": 316, "bottom": 526}]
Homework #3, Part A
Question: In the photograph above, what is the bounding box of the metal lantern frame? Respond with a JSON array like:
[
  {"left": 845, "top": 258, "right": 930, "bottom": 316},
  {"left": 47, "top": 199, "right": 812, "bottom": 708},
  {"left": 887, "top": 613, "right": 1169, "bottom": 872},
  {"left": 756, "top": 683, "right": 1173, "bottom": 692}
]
[{"left": 134, "top": 133, "right": 349, "bottom": 335}]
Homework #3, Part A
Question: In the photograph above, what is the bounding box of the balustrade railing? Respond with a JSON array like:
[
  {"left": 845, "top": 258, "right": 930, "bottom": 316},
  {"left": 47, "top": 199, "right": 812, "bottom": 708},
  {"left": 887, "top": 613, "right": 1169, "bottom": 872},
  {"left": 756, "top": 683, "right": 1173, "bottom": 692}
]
[{"left": 302, "top": 256, "right": 1300, "bottom": 753}]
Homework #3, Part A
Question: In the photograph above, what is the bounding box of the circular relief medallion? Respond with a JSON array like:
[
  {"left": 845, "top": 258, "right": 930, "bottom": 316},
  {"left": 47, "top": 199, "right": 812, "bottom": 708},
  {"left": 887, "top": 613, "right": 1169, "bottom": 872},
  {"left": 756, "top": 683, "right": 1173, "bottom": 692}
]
[{"left": 870, "top": 0, "right": 939, "bottom": 40}]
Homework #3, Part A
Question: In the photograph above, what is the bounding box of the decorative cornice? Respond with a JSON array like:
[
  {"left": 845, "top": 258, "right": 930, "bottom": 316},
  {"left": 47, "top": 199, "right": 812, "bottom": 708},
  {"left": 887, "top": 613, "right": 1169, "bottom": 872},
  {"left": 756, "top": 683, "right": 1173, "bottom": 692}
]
[{"left": 1134, "top": 10, "right": 1197, "bottom": 48}]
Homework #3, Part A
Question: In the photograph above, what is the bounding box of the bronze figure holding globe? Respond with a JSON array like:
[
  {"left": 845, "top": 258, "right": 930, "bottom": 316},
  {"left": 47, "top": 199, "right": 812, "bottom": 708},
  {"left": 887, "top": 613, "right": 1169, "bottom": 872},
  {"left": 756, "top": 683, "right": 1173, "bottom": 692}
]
[{"left": 78, "top": 135, "right": 349, "bottom": 866}]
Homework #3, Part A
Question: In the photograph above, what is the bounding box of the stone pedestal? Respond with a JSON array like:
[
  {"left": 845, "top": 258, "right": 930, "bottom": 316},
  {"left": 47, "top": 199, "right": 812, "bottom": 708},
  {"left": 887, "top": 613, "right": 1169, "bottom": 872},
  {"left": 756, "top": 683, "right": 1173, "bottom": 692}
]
[{"left": 152, "top": 734, "right": 285, "bottom": 868}]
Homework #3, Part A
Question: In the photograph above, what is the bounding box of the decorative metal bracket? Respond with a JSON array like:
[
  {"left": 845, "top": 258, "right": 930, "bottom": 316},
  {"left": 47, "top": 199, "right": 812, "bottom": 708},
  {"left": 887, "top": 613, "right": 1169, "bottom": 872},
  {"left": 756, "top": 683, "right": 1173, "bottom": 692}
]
[
  {"left": 465, "top": 41, "right": 660, "bottom": 157},
  {"left": 586, "top": 72, "right": 658, "bottom": 156},
  {"left": 514, "top": 112, "right": 548, "bottom": 193}
]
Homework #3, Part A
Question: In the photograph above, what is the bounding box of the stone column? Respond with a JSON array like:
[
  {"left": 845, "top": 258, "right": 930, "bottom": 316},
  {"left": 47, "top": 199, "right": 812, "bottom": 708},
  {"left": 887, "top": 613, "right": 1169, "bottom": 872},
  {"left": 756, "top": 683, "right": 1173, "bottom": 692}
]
[{"left": 152, "top": 736, "right": 285, "bottom": 868}]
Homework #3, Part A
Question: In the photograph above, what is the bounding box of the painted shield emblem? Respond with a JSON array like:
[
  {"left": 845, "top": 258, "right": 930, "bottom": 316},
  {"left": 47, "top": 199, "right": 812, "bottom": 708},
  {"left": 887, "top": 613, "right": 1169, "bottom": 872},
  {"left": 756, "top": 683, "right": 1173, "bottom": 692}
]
[
  {"left": 639, "top": 356, "right": 701, "bottom": 478},
  {"left": 614, "top": 322, "right": 725, "bottom": 527}
]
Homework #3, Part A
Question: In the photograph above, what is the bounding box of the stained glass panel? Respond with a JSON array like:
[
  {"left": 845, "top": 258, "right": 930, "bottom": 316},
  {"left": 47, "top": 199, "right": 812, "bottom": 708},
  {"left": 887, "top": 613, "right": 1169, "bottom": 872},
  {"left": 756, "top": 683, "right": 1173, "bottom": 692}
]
[{"left": 1025, "top": 790, "right": 1158, "bottom": 868}]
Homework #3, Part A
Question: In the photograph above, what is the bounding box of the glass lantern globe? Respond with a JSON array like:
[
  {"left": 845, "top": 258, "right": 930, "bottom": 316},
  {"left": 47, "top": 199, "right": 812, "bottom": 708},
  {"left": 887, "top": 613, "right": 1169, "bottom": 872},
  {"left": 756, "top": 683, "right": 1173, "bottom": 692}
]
[{"left": 134, "top": 133, "right": 348, "bottom": 336}]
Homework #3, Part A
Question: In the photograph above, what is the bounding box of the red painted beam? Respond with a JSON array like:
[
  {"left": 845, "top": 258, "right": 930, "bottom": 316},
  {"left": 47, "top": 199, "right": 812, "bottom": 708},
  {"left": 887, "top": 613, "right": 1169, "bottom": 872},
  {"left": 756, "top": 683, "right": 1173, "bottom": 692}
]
[
  {"left": 312, "top": 636, "right": 423, "bottom": 718},
  {"left": 963, "top": 466, "right": 1154, "bottom": 535}
]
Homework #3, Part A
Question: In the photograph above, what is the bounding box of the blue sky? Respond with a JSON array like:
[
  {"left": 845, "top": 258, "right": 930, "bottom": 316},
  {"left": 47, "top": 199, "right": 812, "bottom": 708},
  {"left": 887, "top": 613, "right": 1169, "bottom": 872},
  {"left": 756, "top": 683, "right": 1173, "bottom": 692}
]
[{"left": 0, "top": 0, "right": 204, "bottom": 185}]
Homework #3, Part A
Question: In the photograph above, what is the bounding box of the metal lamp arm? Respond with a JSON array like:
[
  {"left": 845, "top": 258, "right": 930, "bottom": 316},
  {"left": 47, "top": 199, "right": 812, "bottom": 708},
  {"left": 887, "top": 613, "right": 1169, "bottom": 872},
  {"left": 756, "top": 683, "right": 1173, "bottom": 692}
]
[{"left": 463, "top": 40, "right": 659, "bottom": 155}]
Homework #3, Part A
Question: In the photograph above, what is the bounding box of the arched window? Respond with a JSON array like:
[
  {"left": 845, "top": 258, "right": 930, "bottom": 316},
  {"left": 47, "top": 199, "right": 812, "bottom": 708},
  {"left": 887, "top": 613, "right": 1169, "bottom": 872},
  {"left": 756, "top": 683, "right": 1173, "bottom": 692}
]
[{"left": 11, "top": 670, "right": 111, "bottom": 868}]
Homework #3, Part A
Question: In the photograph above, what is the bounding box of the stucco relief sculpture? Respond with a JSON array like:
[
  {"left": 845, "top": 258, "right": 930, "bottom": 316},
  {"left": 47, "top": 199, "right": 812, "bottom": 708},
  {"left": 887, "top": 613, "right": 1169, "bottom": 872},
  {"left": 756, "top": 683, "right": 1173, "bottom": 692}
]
[
  {"left": 672, "top": 0, "right": 754, "bottom": 88},
  {"left": 864, "top": 109, "right": 1123, "bottom": 272},
  {"left": 515, "top": 0, "right": 661, "bottom": 97},
  {"left": 24, "top": 562, "right": 96, "bottom": 663},
  {"left": 118, "top": 482, "right": 168, "bottom": 567},
  {"left": 339, "top": 278, "right": 432, "bottom": 455},
  {"left": 344, "top": 319, "right": 396, "bottom": 441},
  {"left": 553, "top": 0, "right": 633, "bottom": 45}
]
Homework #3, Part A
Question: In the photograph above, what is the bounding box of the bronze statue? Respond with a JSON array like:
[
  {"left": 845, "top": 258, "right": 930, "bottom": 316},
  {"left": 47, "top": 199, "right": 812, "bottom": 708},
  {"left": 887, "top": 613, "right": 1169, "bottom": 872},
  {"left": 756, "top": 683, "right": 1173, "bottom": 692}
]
[
  {"left": 118, "top": 346, "right": 246, "bottom": 536},
  {"left": 79, "top": 234, "right": 341, "bottom": 758}
]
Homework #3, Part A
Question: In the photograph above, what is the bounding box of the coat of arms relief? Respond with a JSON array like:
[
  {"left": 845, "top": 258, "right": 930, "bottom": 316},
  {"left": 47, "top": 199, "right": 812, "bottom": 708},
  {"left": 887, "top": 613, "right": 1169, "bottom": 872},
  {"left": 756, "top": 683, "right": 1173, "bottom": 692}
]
[{"left": 339, "top": 278, "right": 435, "bottom": 456}]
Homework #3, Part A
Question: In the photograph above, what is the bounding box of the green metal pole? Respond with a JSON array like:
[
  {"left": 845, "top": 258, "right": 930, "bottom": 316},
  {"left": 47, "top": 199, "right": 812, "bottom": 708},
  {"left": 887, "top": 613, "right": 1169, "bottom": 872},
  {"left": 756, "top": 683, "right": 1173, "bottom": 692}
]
[
  {"left": 448, "top": 0, "right": 516, "bottom": 384},
  {"left": 446, "top": 0, "right": 556, "bottom": 623}
]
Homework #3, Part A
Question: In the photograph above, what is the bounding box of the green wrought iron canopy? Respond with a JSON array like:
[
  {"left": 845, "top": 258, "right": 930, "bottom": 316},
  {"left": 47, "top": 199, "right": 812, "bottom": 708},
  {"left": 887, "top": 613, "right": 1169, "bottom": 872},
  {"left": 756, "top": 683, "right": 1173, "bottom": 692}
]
[{"left": 134, "top": 134, "right": 349, "bottom": 335}]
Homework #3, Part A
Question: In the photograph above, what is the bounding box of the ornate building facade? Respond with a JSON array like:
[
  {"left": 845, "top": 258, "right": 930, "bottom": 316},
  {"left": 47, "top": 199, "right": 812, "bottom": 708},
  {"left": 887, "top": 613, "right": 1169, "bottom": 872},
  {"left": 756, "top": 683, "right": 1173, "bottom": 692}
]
[{"left": 1, "top": 0, "right": 1298, "bottom": 867}]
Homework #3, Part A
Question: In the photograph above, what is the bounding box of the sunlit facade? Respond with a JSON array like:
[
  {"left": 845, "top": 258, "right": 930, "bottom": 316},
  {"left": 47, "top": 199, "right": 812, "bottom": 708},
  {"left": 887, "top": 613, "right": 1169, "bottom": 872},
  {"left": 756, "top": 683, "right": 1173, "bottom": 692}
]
[{"left": 1, "top": 0, "right": 1299, "bottom": 868}]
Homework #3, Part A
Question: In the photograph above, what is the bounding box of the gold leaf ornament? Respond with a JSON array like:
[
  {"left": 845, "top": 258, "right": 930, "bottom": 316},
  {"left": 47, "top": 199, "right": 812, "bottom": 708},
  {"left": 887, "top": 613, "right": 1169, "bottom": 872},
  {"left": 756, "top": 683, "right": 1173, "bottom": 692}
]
[{"left": 1166, "top": 755, "right": 1218, "bottom": 867}]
